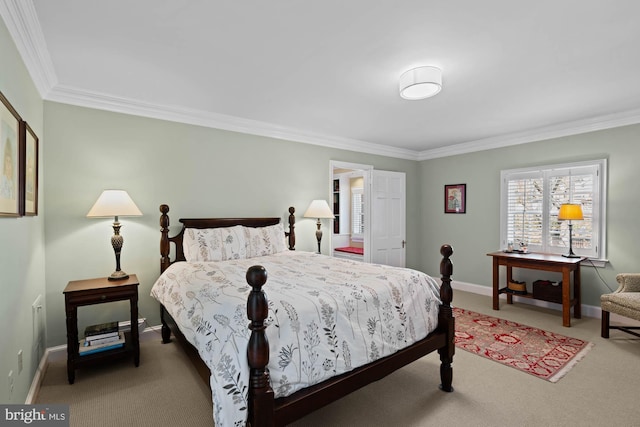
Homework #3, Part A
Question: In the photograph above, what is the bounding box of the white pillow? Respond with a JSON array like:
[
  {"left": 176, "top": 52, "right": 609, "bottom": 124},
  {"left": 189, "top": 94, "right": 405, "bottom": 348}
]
[
  {"left": 243, "top": 223, "right": 287, "bottom": 258},
  {"left": 182, "top": 225, "right": 247, "bottom": 262}
]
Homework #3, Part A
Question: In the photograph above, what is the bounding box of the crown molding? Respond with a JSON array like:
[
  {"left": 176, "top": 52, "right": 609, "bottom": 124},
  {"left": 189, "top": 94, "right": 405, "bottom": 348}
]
[
  {"left": 46, "top": 82, "right": 640, "bottom": 163},
  {"left": 44, "top": 82, "right": 640, "bottom": 163},
  {"left": 418, "top": 108, "right": 640, "bottom": 161},
  {"left": 47, "top": 84, "right": 421, "bottom": 161},
  {"left": 0, "top": 0, "right": 57, "bottom": 97}
]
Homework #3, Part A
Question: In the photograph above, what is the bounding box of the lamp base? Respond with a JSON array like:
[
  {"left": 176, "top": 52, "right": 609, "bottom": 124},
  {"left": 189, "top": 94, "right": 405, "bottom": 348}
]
[
  {"left": 315, "top": 219, "right": 323, "bottom": 254},
  {"left": 108, "top": 270, "right": 130, "bottom": 281},
  {"left": 109, "top": 221, "right": 129, "bottom": 281},
  {"left": 561, "top": 253, "right": 581, "bottom": 258}
]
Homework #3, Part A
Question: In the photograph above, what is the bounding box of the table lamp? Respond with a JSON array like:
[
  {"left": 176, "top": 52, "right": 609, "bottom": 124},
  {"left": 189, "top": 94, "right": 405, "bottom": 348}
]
[
  {"left": 87, "top": 190, "right": 143, "bottom": 280},
  {"left": 557, "top": 203, "right": 583, "bottom": 258},
  {"left": 303, "top": 199, "right": 335, "bottom": 254}
]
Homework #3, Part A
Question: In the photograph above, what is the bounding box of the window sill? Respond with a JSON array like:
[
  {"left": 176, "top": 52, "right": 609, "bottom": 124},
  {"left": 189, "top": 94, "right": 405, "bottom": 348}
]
[{"left": 582, "top": 258, "right": 608, "bottom": 268}]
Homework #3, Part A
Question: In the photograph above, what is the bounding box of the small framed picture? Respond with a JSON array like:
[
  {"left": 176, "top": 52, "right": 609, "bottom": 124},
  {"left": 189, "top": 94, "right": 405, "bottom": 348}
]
[
  {"left": 0, "top": 91, "right": 22, "bottom": 217},
  {"left": 21, "top": 121, "right": 38, "bottom": 216},
  {"left": 444, "top": 184, "right": 466, "bottom": 214}
]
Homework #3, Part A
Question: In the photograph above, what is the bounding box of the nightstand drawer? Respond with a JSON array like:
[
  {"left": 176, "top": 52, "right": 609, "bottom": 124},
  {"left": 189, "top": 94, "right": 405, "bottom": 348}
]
[{"left": 65, "top": 286, "right": 137, "bottom": 305}]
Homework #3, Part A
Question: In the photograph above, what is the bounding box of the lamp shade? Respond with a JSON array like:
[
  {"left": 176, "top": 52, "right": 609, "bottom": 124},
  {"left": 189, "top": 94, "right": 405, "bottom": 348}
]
[
  {"left": 87, "top": 190, "right": 143, "bottom": 218},
  {"left": 557, "top": 203, "right": 583, "bottom": 221},
  {"left": 303, "top": 200, "right": 334, "bottom": 219},
  {"left": 399, "top": 66, "right": 442, "bottom": 100}
]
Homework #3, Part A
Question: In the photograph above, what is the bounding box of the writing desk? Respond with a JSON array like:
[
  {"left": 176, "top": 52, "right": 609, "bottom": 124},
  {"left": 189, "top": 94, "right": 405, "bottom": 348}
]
[{"left": 487, "top": 251, "right": 586, "bottom": 327}]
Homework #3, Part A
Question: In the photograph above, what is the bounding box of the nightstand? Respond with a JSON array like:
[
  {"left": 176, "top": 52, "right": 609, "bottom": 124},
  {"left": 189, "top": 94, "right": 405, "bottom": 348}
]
[{"left": 63, "top": 275, "right": 140, "bottom": 384}]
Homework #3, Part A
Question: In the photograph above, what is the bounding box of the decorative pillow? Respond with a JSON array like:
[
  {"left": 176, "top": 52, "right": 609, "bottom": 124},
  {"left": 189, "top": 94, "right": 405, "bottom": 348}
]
[
  {"left": 243, "top": 223, "right": 287, "bottom": 258},
  {"left": 219, "top": 226, "right": 249, "bottom": 260},
  {"left": 183, "top": 225, "right": 247, "bottom": 262}
]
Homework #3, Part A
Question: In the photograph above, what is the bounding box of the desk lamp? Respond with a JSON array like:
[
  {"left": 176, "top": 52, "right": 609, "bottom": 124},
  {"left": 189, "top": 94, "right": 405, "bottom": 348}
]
[{"left": 558, "top": 203, "right": 583, "bottom": 258}]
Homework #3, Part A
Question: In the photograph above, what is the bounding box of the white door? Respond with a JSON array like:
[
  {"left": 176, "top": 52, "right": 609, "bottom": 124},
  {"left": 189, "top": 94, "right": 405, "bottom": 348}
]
[{"left": 371, "top": 170, "right": 406, "bottom": 267}]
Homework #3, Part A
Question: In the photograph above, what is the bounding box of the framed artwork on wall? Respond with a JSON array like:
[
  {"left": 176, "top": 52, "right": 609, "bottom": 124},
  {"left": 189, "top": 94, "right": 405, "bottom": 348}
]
[
  {"left": 444, "top": 183, "right": 466, "bottom": 214},
  {"left": 22, "top": 121, "right": 38, "bottom": 216},
  {"left": 0, "top": 91, "right": 22, "bottom": 217}
]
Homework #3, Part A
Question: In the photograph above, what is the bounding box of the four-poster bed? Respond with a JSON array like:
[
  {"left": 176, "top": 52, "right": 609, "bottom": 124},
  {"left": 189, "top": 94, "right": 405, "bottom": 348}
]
[{"left": 152, "top": 204, "right": 455, "bottom": 426}]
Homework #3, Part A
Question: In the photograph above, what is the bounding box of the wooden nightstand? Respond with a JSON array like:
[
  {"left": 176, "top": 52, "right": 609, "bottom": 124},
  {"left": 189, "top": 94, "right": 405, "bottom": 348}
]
[{"left": 64, "top": 275, "right": 140, "bottom": 384}]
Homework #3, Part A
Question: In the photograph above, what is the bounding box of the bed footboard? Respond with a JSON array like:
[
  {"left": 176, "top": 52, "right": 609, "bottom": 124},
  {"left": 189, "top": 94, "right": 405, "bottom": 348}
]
[{"left": 245, "top": 244, "right": 455, "bottom": 427}]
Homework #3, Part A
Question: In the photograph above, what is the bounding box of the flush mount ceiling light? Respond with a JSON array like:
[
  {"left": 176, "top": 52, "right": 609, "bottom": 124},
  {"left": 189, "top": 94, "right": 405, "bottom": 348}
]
[{"left": 399, "top": 66, "right": 442, "bottom": 100}]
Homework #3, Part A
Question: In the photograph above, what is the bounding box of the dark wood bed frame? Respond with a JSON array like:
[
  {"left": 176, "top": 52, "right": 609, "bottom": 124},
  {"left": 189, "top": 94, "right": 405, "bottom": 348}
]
[{"left": 158, "top": 204, "right": 454, "bottom": 427}]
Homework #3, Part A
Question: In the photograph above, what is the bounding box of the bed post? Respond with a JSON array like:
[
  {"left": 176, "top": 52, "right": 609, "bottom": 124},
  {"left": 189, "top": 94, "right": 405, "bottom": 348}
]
[
  {"left": 438, "top": 244, "right": 454, "bottom": 392},
  {"left": 159, "top": 204, "right": 172, "bottom": 343},
  {"left": 246, "top": 265, "right": 275, "bottom": 427},
  {"left": 286, "top": 206, "right": 296, "bottom": 250},
  {"left": 160, "top": 204, "right": 171, "bottom": 273}
]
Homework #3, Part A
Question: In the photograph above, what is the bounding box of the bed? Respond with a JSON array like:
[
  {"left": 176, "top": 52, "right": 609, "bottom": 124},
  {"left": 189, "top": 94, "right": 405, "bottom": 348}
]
[{"left": 152, "top": 204, "right": 454, "bottom": 427}]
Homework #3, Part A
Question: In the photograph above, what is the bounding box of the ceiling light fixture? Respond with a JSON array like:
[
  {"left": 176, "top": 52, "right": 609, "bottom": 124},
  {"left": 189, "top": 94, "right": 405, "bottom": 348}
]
[{"left": 399, "top": 66, "right": 442, "bottom": 100}]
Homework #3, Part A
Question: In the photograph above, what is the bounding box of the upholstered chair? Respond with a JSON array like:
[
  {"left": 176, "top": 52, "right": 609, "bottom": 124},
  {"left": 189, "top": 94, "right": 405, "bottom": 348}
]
[{"left": 601, "top": 273, "right": 640, "bottom": 338}]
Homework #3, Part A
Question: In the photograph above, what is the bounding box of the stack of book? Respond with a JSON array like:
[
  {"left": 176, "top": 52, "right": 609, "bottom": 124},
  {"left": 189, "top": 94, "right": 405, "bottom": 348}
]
[{"left": 79, "top": 321, "right": 125, "bottom": 356}]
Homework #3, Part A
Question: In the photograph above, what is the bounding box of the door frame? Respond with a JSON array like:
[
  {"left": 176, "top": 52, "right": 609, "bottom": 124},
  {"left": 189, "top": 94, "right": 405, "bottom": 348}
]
[{"left": 329, "top": 160, "right": 372, "bottom": 263}]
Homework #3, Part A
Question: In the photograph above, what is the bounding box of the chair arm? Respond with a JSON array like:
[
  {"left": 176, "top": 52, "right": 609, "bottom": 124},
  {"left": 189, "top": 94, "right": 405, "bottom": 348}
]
[{"left": 615, "top": 273, "right": 640, "bottom": 293}]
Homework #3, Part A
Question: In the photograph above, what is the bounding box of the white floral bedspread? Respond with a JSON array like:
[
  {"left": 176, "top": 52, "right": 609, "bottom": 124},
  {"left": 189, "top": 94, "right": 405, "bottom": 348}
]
[{"left": 150, "top": 251, "right": 442, "bottom": 427}]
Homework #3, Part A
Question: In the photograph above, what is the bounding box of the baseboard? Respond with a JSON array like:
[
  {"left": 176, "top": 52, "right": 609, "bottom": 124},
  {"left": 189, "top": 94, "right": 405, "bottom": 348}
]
[
  {"left": 26, "top": 325, "right": 162, "bottom": 404},
  {"left": 452, "top": 280, "right": 639, "bottom": 326},
  {"left": 25, "top": 346, "right": 57, "bottom": 404}
]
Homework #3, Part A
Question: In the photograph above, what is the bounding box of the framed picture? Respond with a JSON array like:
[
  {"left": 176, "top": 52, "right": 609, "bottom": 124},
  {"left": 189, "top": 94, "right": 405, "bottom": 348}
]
[
  {"left": 21, "top": 121, "right": 38, "bottom": 216},
  {"left": 444, "top": 184, "right": 466, "bottom": 214},
  {"left": 0, "top": 91, "right": 22, "bottom": 217}
]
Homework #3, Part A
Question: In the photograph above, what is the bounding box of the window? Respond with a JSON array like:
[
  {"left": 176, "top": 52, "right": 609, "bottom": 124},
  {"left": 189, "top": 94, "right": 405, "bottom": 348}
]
[
  {"left": 500, "top": 159, "right": 607, "bottom": 260},
  {"left": 351, "top": 188, "right": 364, "bottom": 238}
]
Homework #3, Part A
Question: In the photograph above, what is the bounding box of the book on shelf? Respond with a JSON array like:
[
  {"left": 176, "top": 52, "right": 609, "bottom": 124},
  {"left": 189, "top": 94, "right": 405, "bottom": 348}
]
[
  {"left": 85, "top": 334, "right": 122, "bottom": 346},
  {"left": 84, "top": 321, "right": 119, "bottom": 341},
  {"left": 84, "top": 320, "right": 118, "bottom": 336},
  {"left": 79, "top": 342, "right": 125, "bottom": 356},
  {"left": 79, "top": 332, "right": 125, "bottom": 355}
]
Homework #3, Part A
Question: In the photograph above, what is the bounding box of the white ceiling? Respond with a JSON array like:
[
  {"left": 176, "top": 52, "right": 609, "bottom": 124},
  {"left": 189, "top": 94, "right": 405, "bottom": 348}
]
[{"left": 4, "top": 1, "right": 640, "bottom": 159}]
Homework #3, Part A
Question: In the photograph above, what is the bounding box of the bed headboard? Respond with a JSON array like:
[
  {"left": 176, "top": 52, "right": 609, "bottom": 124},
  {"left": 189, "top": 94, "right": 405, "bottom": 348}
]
[{"left": 159, "top": 204, "right": 296, "bottom": 273}]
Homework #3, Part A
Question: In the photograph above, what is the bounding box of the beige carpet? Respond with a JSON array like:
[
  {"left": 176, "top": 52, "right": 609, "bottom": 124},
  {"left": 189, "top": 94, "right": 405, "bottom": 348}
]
[
  {"left": 35, "top": 290, "right": 639, "bottom": 426},
  {"left": 37, "top": 329, "right": 213, "bottom": 427}
]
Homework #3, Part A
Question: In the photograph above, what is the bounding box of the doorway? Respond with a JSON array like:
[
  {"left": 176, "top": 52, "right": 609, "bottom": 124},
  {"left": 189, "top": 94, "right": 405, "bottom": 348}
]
[{"left": 330, "top": 161, "right": 372, "bottom": 263}]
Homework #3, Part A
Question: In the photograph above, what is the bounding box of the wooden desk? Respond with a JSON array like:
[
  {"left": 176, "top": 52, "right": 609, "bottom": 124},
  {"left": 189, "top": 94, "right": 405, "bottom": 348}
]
[{"left": 487, "top": 252, "right": 585, "bottom": 327}]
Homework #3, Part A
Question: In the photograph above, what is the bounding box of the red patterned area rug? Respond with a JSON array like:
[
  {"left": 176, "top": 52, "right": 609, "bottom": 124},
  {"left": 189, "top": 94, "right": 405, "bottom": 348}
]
[{"left": 453, "top": 307, "right": 593, "bottom": 382}]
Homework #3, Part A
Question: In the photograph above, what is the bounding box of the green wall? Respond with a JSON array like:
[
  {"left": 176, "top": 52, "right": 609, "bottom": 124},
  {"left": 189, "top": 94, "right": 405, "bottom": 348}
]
[
  {"left": 42, "top": 102, "right": 420, "bottom": 348},
  {"left": 0, "top": 20, "right": 45, "bottom": 404},
  {"left": 419, "top": 124, "right": 640, "bottom": 307}
]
